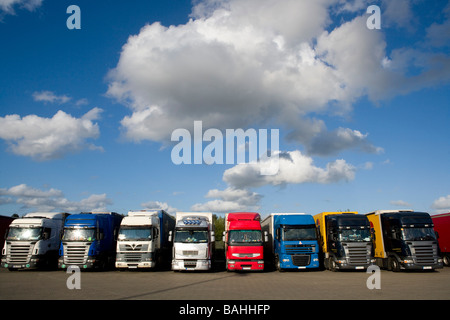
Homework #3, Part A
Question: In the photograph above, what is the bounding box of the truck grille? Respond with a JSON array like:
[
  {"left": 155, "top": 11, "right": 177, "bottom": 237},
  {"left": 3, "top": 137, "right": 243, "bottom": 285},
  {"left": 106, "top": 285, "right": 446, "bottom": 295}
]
[
  {"left": 291, "top": 254, "right": 310, "bottom": 266},
  {"left": 410, "top": 243, "right": 437, "bottom": 265},
  {"left": 344, "top": 243, "right": 371, "bottom": 265},
  {"left": 118, "top": 243, "right": 150, "bottom": 262},
  {"left": 184, "top": 260, "right": 197, "bottom": 268},
  {"left": 124, "top": 253, "right": 144, "bottom": 262},
  {"left": 63, "top": 243, "right": 89, "bottom": 265},
  {"left": 285, "top": 244, "right": 315, "bottom": 254},
  {"left": 119, "top": 244, "right": 149, "bottom": 251},
  {"left": 182, "top": 250, "right": 198, "bottom": 256},
  {"left": 6, "top": 243, "right": 33, "bottom": 264}
]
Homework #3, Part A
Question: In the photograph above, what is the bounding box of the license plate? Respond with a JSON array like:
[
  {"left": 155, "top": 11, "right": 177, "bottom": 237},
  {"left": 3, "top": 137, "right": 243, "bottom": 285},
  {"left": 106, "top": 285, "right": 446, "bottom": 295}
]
[
  {"left": 423, "top": 266, "right": 432, "bottom": 270},
  {"left": 355, "top": 266, "right": 364, "bottom": 270}
]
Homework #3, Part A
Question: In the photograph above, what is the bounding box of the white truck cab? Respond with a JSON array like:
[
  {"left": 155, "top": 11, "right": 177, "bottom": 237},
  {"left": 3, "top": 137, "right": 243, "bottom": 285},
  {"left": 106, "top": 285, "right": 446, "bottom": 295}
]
[
  {"left": 171, "top": 212, "right": 215, "bottom": 271},
  {"left": 1, "top": 212, "right": 69, "bottom": 270}
]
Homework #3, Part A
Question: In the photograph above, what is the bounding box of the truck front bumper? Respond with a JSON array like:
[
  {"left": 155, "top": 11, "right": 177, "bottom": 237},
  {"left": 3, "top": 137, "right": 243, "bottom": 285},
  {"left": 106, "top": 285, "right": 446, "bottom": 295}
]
[
  {"left": 227, "top": 259, "right": 264, "bottom": 271},
  {"left": 330, "top": 257, "right": 375, "bottom": 271},
  {"left": 115, "top": 261, "right": 155, "bottom": 269},
  {"left": 172, "top": 259, "right": 211, "bottom": 271},
  {"left": 2, "top": 255, "right": 43, "bottom": 270},
  {"left": 399, "top": 258, "right": 443, "bottom": 270},
  {"left": 58, "top": 256, "right": 100, "bottom": 270},
  {"left": 115, "top": 252, "right": 155, "bottom": 269},
  {"left": 279, "top": 254, "right": 320, "bottom": 269}
]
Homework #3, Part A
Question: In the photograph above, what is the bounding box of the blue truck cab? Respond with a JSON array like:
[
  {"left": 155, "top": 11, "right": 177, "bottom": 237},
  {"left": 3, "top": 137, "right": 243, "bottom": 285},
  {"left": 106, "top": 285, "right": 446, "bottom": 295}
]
[
  {"left": 58, "top": 212, "right": 123, "bottom": 270},
  {"left": 262, "top": 213, "right": 320, "bottom": 270}
]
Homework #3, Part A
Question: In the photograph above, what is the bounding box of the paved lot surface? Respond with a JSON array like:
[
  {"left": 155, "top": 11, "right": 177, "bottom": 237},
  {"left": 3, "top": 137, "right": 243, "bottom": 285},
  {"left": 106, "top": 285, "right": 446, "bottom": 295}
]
[{"left": 0, "top": 266, "right": 449, "bottom": 300}]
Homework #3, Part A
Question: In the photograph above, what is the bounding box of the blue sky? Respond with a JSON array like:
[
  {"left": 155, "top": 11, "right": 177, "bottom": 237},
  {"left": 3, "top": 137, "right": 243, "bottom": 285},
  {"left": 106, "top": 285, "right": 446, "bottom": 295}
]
[{"left": 0, "top": 0, "right": 449, "bottom": 218}]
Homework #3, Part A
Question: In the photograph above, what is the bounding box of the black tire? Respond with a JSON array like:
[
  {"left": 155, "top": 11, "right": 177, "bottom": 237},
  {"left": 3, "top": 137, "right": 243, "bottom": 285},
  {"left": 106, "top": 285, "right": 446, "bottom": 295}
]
[
  {"left": 329, "top": 258, "right": 337, "bottom": 272},
  {"left": 389, "top": 256, "right": 400, "bottom": 272},
  {"left": 443, "top": 255, "right": 450, "bottom": 267}
]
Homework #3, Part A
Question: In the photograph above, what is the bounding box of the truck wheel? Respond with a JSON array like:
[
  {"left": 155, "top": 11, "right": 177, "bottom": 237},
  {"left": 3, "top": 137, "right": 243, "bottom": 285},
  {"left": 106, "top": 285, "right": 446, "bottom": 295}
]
[
  {"left": 389, "top": 257, "right": 400, "bottom": 272},
  {"left": 275, "top": 256, "right": 284, "bottom": 272},
  {"left": 443, "top": 255, "right": 450, "bottom": 267},
  {"left": 329, "top": 258, "right": 337, "bottom": 272}
]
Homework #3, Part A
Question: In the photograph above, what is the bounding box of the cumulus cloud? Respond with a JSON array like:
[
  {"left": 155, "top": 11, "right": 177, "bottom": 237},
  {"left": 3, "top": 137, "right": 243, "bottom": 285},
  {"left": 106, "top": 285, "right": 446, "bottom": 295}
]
[
  {"left": 192, "top": 150, "right": 355, "bottom": 212},
  {"left": 0, "top": 0, "right": 42, "bottom": 18},
  {"left": 0, "top": 184, "right": 112, "bottom": 212},
  {"left": 223, "top": 150, "right": 356, "bottom": 189},
  {"left": 105, "top": 0, "right": 450, "bottom": 159},
  {"left": 390, "top": 200, "right": 412, "bottom": 207},
  {"left": 306, "top": 127, "right": 383, "bottom": 156},
  {"left": 431, "top": 195, "right": 450, "bottom": 214},
  {"left": 191, "top": 187, "right": 262, "bottom": 213},
  {"left": 106, "top": 0, "right": 395, "bottom": 155},
  {"left": 0, "top": 108, "right": 103, "bottom": 160},
  {"left": 141, "top": 200, "right": 178, "bottom": 214},
  {"left": 32, "top": 91, "right": 71, "bottom": 104}
]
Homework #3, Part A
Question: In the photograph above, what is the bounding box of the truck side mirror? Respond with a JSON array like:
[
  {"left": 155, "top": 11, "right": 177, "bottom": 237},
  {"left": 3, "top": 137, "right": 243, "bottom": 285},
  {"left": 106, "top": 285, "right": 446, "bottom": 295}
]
[
  {"left": 264, "top": 231, "right": 269, "bottom": 242},
  {"left": 168, "top": 231, "right": 173, "bottom": 242},
  {"left": 210, "top": 231, "right": 215, "bottom": 242},
  {"left": 222, "top": 231, "right": 226, "bottom": 242}
]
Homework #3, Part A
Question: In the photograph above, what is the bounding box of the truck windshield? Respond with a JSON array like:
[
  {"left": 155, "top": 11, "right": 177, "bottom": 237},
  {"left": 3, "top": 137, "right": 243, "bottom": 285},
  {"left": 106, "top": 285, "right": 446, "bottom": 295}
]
[
  {"left": 7, "top": 227, "right": 42, "bottom": 241},
  {"left": 175, "top": 230, "right": 208, "bottom": 243},
  {"left": 229, "top": 230, "right": 262, "bottom": 244},
  {"left": 118, "top": 227, "right": 152, "bottom": 241},
  {"left": 402, "top": 227, "right": 437, "bottom": 241},
  {"left": 63, "top": 228, "right": 96, "bottom": 241},
  {"left": 283, "top": 227, "right": 317, "bottom": 241},
  {"left": 339, "top": 228, "right": 371, "bottom": 242}
]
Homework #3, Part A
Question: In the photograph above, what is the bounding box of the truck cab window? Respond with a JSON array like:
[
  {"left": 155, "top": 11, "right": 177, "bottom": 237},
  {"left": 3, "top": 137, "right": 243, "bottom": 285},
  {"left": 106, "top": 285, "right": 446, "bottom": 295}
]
[
  {"left": 7, "top": 227, "right": 42, "bottom": 241},
  {"left": 402, "top": 227, "right": 437, "bottom": 241},
  {"left": 175, "top": 230, "right": 208, "bottom": 243},
  {"left": 339, "top": 228, "right": 371, "bottom": 242},
  {"left": 63, "top": 228, "right": 96, "bottom": 241},
  {"left": 228, "top": 230, "right": 262, "bottom": 243},
  {"left": 118, "top": 227, "right": 152, "bottom": 241}
]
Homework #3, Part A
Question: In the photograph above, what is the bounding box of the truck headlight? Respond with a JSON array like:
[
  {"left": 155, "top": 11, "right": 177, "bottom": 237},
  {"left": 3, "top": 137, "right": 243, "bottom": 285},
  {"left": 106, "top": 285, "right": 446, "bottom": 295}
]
[{"left": 403, "top": 259, "right": 413, "bottom": 264}]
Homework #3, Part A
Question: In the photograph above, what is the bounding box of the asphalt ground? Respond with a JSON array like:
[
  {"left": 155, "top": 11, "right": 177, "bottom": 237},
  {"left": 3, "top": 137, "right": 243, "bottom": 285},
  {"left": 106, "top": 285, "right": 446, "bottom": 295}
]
[{"left": 1, "top": 265, "right": 449, "bottom": 300}]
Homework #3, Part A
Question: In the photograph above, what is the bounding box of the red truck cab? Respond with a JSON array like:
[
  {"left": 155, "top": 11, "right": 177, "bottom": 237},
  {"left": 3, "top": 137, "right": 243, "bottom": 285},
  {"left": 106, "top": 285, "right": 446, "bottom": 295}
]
[
  {"left": 224, "top": 212, "right": 266, "bottom": 271},
  {"left": 432, "top": 213, "right": 450, "bottom": 266}
]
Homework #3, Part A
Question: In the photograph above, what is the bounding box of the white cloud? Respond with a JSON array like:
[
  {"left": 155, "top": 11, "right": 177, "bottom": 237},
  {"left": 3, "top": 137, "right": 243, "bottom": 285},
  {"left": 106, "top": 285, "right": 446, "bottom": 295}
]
[
  {"left": 0, "top": 184, "right": 112, "bottom": 212},
  {"left": 106, "top": 0, "right": 450, "bottom": 158},
  {"left": 0, "top": 108, "right": 103, "bottom": 160},
  {"left": 0, "top": 0, "right": 42, "bottom": 14},
  {"left": 307, "top": 127, "right": 383, "bottom": 156},
  {"left": 141, "top": 200, "right": 177, "bottom": 214},
  {"left": 431, "top": 195, "right": 450, "bottom": 214},
  {"left": 0, "top": 0, "right": 42, "bottom": 21},
  {"left": 223, "top": 150, "right": 356, "bottom": 189},
  {"left": 192, "top": 149, "right": 355, "bottom": 212},
  {"left": 106, "top": 0, "right": 393, "bottom": 156},
  {"left": 32, "top": 91, "right": 71, "bottom": 104},
  {"left": 191, "top": 187, "right": 262, "bottom": 213},
  {"left": 390, "top": 200, "right": 412, "bottom": 207}
]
